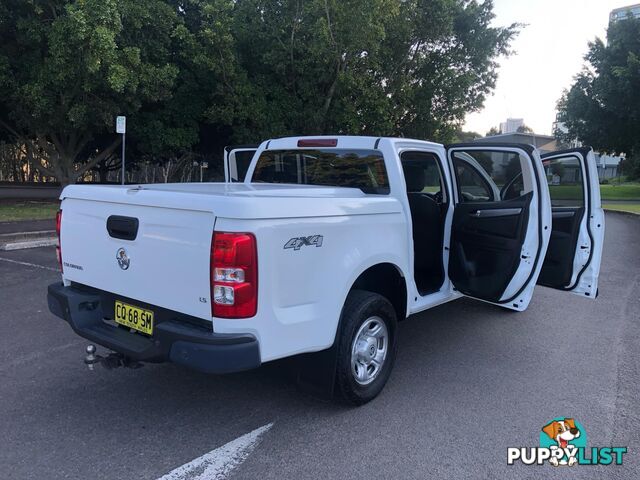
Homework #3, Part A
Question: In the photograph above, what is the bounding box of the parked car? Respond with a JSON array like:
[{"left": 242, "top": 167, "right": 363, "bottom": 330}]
[{"left": 48, "top": 136, "right": 604, "bottom": 404}]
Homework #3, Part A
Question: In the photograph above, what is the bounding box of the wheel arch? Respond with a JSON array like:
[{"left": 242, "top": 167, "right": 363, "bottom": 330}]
[
  {"left": 348, "top": 262, "right": 408, "bottom": 323},
  {"left": 295, "top": 260, "right": 408, "bottom": 400}
]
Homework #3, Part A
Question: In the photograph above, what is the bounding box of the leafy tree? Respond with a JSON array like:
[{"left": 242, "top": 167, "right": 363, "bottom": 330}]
[
  {"left": 485, "top": 126, "right": 500, "bottom": 136},
  {"left": 556, "top": 17, "right": 640, "bottom": 179},
  {"left": 453, "top": 130, "right": 482, "bottom": 142},
  {"left": 0, "top": 0, "right": 518, "bottom": 184},
  {"left": 474, "top": 151, "right": 493, "bottom": 175},
  {"left": 516, "top": 124, "right": 533, "bottom": 133},
  {"left": 0, "top": 0, "right": 237, "bottom": 185},
  {"left": 504, "top": 156, "right": 521, "bottom": 183},
  {"left": 134, "top": 0, "right": 239, "bottom": 168},
  {"left": 231, "top": 0, "right": 519, "bottom": 143},
  {"left": 620, "top": 155, "right": 640, "bottom": 180}
]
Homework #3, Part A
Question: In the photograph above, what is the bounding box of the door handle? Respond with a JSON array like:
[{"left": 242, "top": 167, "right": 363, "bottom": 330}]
[
  {"left": 469, "top": 208, "right": 522, "bottom": 218},
  {"left": 107, "top": 215, "right": 139, "bottom": 241}
]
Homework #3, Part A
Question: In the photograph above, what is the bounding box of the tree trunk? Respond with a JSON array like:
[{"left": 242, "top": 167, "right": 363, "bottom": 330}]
[
  {"left": 55, "top": 160, "right": 75, "bottom": 187},
  {"left": 319, "top": 58, "right": 345, "bottom": 133},
  {"left": 30, "top": 133, "right": 121, "bottom": 186},
  {"left": 98, "top": 162, "right": 108, "bottom": 183}
]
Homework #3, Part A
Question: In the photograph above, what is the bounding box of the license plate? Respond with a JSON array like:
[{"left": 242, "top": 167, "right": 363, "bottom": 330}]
[{"left": 114, "top": 301, "right": 154, "bottom": 335}]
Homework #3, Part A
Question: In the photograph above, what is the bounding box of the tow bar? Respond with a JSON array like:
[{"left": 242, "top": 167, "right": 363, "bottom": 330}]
[{"left": 84, "top": 344, "right": 143, "bottom": 371}]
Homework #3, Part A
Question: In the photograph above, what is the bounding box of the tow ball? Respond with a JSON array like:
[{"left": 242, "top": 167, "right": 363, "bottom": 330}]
[{"left": 84, "top": 344, "right": 143, "bottom": 371}]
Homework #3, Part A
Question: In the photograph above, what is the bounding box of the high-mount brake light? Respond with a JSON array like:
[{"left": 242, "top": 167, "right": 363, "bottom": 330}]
[
  {"left": 297, "top": 139, "right": 338, "bottom": 147},
  {"left": 55, "top": 210, "right": 63, "bottom": 271},
  {"left": 210, "top": 232, "right": 258, "bottom": 318}
]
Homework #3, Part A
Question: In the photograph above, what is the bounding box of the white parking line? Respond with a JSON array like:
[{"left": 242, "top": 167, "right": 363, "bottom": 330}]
[
  {"left": 0, "top": 257, "right": 58, "bottom": 272},
  {"left": 157, "top": 423, "right": 273, "bottom": 480}
]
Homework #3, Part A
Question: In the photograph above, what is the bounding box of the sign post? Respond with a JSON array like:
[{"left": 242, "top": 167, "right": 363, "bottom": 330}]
[
  {"left": 116, "top": 116, "right": 126, "bottom": 185},
  {"left": 200, "top": 161, "right": 208, "bottom": 182}
]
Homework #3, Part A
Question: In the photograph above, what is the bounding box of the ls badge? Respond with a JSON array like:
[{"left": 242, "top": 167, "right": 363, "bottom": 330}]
[{"left": 284, "top": 235, "right": 324, "bottom": 251}]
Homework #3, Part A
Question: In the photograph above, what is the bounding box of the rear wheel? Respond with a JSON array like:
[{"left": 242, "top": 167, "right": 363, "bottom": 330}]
[{"left": 335, "top": 290, "right": 398, "bottom": 405}]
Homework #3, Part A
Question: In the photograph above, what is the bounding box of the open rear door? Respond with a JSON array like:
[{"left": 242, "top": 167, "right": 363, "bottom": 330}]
[
  {"left": 223, "top": 145, "right": 258, "bottom": 182},
  {"left": 446, "top": 144, "right": 552, "bottom": 311},
  {"left": 538, "top": 148, "right": 604, "bottom": 298}
]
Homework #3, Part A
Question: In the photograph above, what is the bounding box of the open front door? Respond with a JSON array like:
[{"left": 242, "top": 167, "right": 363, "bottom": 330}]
[
  {"left": 446, "top": 144, "right": 552, "bottom": 311},
  {"left": 223, "top": 145, "right": 258, "bottom": 182},
  {"left": 538, "top": 148, "right": 604, "bottom": 298}
]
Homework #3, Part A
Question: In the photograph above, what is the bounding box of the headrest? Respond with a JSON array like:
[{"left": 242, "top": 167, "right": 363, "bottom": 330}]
[{"left": 403, "top": 165, "right": 426, "bottom": 192}]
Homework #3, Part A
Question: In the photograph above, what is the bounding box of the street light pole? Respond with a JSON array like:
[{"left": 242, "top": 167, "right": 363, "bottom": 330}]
[{"left": 200, "top": 161, "right": 208, "bottom": 182}]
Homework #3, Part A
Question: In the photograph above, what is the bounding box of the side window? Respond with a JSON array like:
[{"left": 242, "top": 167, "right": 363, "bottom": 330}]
[
  {"left": 234, "top": 151, "right": 255, "bottom": 182},
  {"left": 451, "top": 150, "right": 528, "bottom": 203},
  {"left": 452, "top": 158, "right": 493, "bottom": 202},
  {"left": 400, "top": 151, "right": 447, "bottom": 203},
  {"left": 544, "top": 155, "right": 584, "bottom": 207},
  {"left": 229, "top": 150, "right": 256, "bottom": 182}
]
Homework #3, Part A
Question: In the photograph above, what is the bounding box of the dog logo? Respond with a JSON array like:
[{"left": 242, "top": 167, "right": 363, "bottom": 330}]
[
  {"left": 116, "top": 248, "right": 130, "bottom": 270},
  {"left": 541, "top": 418, "right": 582, "bottom": 466},
  {"left": 508, "top": 417, "right": 627, "bottom": 466}
]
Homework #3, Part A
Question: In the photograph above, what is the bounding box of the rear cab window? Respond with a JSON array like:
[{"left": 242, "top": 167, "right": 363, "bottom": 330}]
[{"left": 251, "top": 149, "right": 390, "bottom": 194}]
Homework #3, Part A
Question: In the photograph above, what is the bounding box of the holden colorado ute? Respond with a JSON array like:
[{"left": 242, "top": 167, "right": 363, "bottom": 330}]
[{"left": 48, "top": 136, "right": 604, "bottom": 405}]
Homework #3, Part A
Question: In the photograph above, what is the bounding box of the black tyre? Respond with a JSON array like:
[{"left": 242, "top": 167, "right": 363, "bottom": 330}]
[{"left": 335, "top": 290, "right": 398, "bottom": 405}]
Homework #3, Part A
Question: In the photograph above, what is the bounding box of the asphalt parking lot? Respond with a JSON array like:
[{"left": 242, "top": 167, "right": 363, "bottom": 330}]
[{"left": 1, "top": 212, "right": 638, "bottom": 479}]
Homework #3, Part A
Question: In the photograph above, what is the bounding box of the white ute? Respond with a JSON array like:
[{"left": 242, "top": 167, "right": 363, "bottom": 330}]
[{"left": 48, "top": 136, "right": 604, "bottom": 404}]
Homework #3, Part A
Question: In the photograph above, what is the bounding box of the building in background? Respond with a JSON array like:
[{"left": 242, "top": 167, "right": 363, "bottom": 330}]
[
  {"left": 610, "top": 3, "right": 640, "bottom": 22},
  {"left": 499, "top": 118, "right": 524, "bottom": 134},
  {"left": 594, "top": 153, "right": 623, "bottom": 180}
]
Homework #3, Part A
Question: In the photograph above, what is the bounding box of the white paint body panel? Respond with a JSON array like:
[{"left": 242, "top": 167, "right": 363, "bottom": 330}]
[
  {"left": 60, "top": 197, "right": 215, "bottom": 319},
  {"left": 213, "top": 211, "right": 408, "bottom": 361}
]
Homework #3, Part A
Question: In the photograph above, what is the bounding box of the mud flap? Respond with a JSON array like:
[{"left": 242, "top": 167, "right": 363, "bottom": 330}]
[{"left": 295, "top": 343, "right": 339, "bottom": 400}]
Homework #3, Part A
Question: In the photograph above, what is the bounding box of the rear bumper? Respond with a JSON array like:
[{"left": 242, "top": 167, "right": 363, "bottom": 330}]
[{"left": 47, "top": 282, "right": 261, "bottom": 374}]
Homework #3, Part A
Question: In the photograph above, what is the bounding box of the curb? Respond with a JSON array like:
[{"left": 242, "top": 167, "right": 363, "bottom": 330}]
[
  {"left": 0, "top": 238, "right": 57, "bottom": 251},
  {"left": 0, "top": 230, "right": 56, "bottom": 251},
  {"left": 603, "top": 208, "right": 640, "bottom": 217}
]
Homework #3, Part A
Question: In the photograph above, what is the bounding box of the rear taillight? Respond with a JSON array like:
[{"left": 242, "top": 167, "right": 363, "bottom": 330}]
[
  {"left": 210, "top": 232, "right": 258, "bottom": 318},
  {"left": 55, "top": 210, "right": 63, "bottom": 271}
]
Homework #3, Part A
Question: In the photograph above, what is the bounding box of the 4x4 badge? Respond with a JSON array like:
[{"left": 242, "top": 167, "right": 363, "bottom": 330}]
[{"left": 284, "top": 235, "right": 324, "bottom": 251}]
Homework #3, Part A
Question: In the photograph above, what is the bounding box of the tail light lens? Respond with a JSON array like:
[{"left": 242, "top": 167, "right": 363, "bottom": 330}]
[
  {"left": 211, "top": 232, "right": 258, "bottom": 318},
  {"left": 55, "top": 210, "right": 63, "bottom": 271}
]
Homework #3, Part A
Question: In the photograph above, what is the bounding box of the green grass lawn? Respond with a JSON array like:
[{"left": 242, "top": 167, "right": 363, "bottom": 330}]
[
  {"left": 602, "top": 203, "right": 640, "bottom": 214},
  {"left": 599, "top": 184, "right": 640, "bottom": 200},
  {"left": 548, "top": 183, "right": 640, "bottom": 201},
  {"left": 0, "top": 201, "right": 59, "bottom": 222}
]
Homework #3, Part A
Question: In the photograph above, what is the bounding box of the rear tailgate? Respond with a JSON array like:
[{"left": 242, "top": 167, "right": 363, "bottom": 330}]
[{"left": 60, "top": 196, "right": 214, "bottom": 320}]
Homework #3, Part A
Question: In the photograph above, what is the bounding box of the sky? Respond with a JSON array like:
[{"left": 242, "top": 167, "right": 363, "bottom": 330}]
[{"left": 464, "top": 0, "right": 629, "bottom": 136}]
